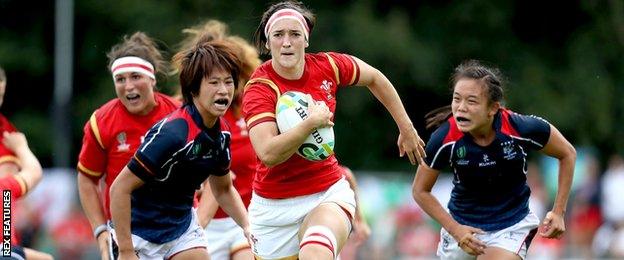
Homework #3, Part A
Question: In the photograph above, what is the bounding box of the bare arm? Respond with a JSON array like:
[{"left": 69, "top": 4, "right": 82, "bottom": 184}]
[
  {"left": 412, "top": 164, "right": 485, "bottom": 255},
  {"left": 0, "top": 162, "right": 19, "bottom": 176},
  {"left": 538, "top": 124, "right": 576, "bottom": 238},
  {"left": 2, "top": 131, "right": 42, "bottom": 194},
  {"left": 110, "top": 166, "right": 144, "bottom": 257},
  {"left": 196, "top": 177, "right": 220, "bottom": 228},
  {"left": 77, "top": 174, "right": 108, "bottom": 230},
  {"left": 77, "top": 173, "right": 111, "bottom": 259},
  {"left": 208, "top": 173, "right": 249, "bottom": 233},
  {"left": 353, "top": 57, "right": 425, "bottom": 165},
  {"left": 249, "top": 95, "right": 333, "bottom": 167}
]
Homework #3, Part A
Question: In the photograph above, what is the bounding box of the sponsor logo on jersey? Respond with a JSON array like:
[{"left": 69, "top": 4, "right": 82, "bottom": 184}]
[{"left": 479, "top": 154, "right": 496, "bottom": 167}]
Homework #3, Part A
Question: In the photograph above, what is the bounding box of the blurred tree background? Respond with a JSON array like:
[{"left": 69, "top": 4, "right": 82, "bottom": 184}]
[{"left": 0, "top": 0, "right": 622, "bottom": 171}]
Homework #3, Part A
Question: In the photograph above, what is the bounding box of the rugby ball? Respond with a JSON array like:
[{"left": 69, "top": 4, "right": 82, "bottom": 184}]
[{"left": 275, "top": 91, "right": 335, "bottom": 161}]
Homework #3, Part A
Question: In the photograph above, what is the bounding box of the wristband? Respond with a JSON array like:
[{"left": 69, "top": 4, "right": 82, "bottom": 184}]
[{"left": 93, "top": 224, "right": 108, "bottom": 238}]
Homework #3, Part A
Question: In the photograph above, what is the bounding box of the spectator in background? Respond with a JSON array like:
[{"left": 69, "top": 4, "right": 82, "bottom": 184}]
[
  {"left": 567, "top": 152, "right": 601, "bottom": 259},
  {"left": 593, "top": 154, "right": 624, "bottom": 257},
  {"left": 76, "top": 32, "right": 180, "bottom": 260}
]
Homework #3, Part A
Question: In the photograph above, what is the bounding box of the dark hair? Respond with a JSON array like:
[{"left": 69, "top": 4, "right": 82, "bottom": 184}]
[
  {"left": 173, "top": 40, "right": 242, "bottom": 104},
  {"left": 253, "top": 1, "right": 315, "bottom": 55},
  {"left": 107, "top": 32, "right": 167, "bottom": 77},
  {"left": 0, "top": 66, "right": 5, "bottom": 82},
  {"left": 425, "top": 60, "right": 505, "bottom": 129},
  {"left": 178, "top": 20, "right": 261, "bottom": 88}
]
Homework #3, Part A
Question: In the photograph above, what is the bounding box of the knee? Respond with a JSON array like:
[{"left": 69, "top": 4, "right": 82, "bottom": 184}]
[{"left": 299, "top": 225, "right": 337, "bottom": 259}]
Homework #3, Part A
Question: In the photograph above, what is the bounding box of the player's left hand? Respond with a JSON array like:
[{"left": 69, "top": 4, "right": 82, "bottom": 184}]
[
  {"left": 351, "top": 217, "right": 371, "bottom": 246},
  {"left": 244, "top": 227, "right": 254, "bottom": 248},
  {"left": 539, "top": 211, "right": 565, "bottom": 239},
  {"left": 398, "top": 126, "right": 426, "bottom": 165}
]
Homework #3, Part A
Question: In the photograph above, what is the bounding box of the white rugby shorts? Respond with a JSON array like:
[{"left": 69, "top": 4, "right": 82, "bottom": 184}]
[
  {"left": 204, "top": 217, "right": 250, "bottom": 260},
  {"left": 437, "top": 211, "right": 539, "bottom": 260},
  {"left": 249, "top": 177, "right": 356, "bottom": 259},
  {"left": 110, "top": 209, "right": 208, "bottom": 260}
]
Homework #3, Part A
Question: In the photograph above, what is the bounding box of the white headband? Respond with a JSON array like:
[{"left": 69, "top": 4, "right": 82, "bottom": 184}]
[
  {"left": 264, "top": 8, "right": 310, "bottom": 40},
  {"left": 111, "top": 56, "right": 155, "bottom": 80}
]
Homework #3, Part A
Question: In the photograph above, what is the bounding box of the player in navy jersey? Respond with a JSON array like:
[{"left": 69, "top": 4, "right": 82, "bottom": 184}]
[
  {"left": 412, "top": 60, "right": 576, "bottom": 260},
  {"left": 110, "top": 40, "right": 250, "bottom": 260}
]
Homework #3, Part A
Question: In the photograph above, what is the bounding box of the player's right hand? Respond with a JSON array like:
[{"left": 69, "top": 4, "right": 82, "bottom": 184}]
[
  {"left": 97, "top": 230, "right": 110, "bottom": 260},
  {"left": 451, "top": 224, "right": 486, "bottom": 256},
  {"left": 305, "top": 94, "right": 334, "bottom": 128}
]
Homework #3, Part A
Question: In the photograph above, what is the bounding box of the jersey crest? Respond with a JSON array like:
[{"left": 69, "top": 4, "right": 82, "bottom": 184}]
[{"left": 116, "top": 132, "right": 130, "bottom": 152}]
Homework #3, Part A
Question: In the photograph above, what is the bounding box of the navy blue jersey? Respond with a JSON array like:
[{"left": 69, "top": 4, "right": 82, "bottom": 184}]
[
  {"left": 424, "top": 109, "right": 550, "bottom": 231},
  {"left": 125, "top": 103, "right": 231, "bottom": 243}
]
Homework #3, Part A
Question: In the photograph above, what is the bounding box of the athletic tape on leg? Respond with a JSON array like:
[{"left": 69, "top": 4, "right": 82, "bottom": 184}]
[{"left": 300, "top": 225, "right": 338, "bottom": 258}]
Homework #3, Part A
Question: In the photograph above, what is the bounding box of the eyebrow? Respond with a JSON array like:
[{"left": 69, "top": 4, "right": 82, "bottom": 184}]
[
  {"left": 272, "top": 28, "right": 303, "bottom": 33},
  {"left": 453, "top": 92, "right": 480, "bottom": 99}
]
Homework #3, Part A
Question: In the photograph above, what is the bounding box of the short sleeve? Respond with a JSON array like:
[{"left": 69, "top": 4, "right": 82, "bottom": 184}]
[
  {"left": 127, "top": 118, "right": 188, "bottom": 182},
  {"left": 77, "top": 120, "right": 107, "bottom": 179},
  {"left": 509, "top": 112, "right": 551, "bottom": 150},
  {"left": 0, "top": 175, "right": 25, "bottom": 199},
  {"left": 424, "top": 123, "right": 452, "bottom": 170},
  {"left": 326, "top": 52, "right": 360, "bottom": 86},
  {"left": 0, "top": 115, "right": 18, "bottom": 166},
  {"left": 242, "top": 83, "right": 278, "bottom": 130}
]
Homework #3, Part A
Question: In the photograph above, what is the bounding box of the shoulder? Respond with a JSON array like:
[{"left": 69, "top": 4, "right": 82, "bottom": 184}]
[
  {"left": 424, "top": 120, "right": 458, "bottom": 169},
  {"left": 90, "top": 98, "right": 129, "bottom": 128},
  {"left": 142, "top": 113, "right": 190, "bottom": 150},
  {"left": 426, "top": 119, "right": 461, "bottom": 150},
  {"left": 0, "top": 114, "right": 17, "bottom": 132},
  {"left": 86, "top": 99, "right": 125, "bottom": 146},
  {"left": 500, "top": 109, "right": 551, "bottom": 148},
  {"left": 501, "top": 109, "right": 550, "bottom": 135},
  {"left": 250, "top": 61, "right": 272, "bottom": 79}
]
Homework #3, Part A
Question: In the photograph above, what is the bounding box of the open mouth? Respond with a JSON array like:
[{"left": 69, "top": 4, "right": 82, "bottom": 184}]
[
  {"left": 456, "top": 116, "right": 470, "bottom": 123},
  {"left": 126, "top": 93, "right": 140, "bottom": 102},
  {"left": 214, "top": 98, "right": 229, "bottom": 108}
]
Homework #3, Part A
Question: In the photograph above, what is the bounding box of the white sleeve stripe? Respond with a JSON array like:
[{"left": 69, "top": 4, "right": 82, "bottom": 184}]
[
  {"left": 140, "top": 117, "right": 168, "bottom": 153},
  {"left": 161, "top": 141, "right": 194, "bottom": 168},
  {"left": 428, "top": 141, "right": 455, "bottom": 168},
  {"left": 510, "top": 135, "right": 543, "bottom": 148}
]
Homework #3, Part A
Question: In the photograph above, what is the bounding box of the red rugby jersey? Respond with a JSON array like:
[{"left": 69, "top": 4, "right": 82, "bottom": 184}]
[
  {"left": 213, "top": 107, "right": 257, "bottom": 218},
  {"left": 77, "top": 92, "right": 180, "bottom": 219},
  {"left": 242, "top": 52, "right": 360, "bottom": 198},
  {"left": 0, "top": 114, "right": 18, "bottom": 167}
]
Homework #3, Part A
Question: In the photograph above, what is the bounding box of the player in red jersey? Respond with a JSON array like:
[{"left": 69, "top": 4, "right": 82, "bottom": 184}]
[
  {"left": 177, "top": 20, "right": 261, "bottom": 260},
  {"left": 0, "top": 67, "right": 19, "bottom": 178},
  {"left": 76, "top": 32, "right": 180, "bottom": 260},
  {"left": 1, "top": 131, "right": 53, "bottom": 260},
  {"left": 0, "top": 67, "right": 53, "bottom": 260},
  {"left": 242, "top": 1, "right": 425, "bottom": 259}
]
